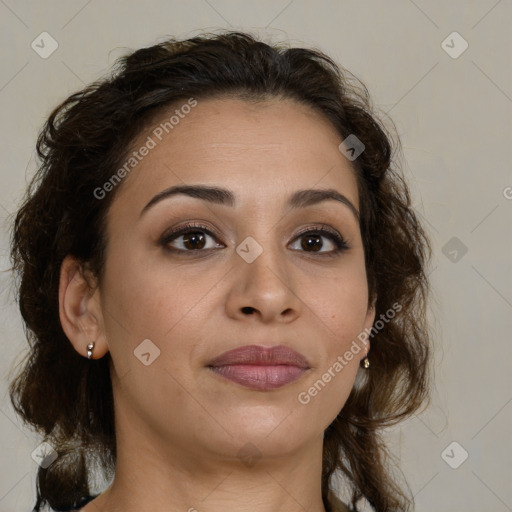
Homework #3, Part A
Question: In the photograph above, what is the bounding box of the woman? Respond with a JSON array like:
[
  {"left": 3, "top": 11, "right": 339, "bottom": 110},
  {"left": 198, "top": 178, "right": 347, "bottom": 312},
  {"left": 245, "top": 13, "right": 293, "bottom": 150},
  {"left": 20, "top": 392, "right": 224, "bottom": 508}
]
[{"left": 9, "top": 31, "right": 431, "bottom": 512}]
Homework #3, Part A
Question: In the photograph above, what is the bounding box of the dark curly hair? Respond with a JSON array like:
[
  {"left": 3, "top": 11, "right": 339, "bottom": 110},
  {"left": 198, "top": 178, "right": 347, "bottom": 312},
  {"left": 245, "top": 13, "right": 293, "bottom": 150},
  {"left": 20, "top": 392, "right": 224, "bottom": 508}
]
[{"left": 8, "top": 30, "right": 432, "bottom": 512}]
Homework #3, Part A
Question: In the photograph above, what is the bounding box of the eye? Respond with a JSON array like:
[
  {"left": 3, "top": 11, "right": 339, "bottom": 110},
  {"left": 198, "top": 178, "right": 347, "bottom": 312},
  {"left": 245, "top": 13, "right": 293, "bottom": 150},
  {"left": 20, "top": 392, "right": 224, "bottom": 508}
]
[
  {"left": 160, "top": 222, "right": 224, "bottom": 253},
  {"left": 289, "top": 226, "right": 349, "bottom": 255},
  {"left": 159, "top": 222, "right": 349, "bottom": 256}
]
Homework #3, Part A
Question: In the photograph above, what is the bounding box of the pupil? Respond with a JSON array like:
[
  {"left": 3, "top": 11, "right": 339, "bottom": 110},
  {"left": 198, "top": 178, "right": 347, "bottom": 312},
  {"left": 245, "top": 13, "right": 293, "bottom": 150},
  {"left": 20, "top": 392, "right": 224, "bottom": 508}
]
[
  {"left": 302, "top": 235, "right": 322, "bottom": 251},
  {"left": 184, "top": 232, "right": 205, "bottom": 250}
]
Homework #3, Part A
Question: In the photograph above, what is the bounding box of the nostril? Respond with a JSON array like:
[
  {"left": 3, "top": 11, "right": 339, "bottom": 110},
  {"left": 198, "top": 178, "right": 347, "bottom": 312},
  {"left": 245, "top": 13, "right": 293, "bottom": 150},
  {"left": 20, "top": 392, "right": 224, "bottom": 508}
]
[{"left": 242, "top": 306, "right": 255, "bottom": 315}]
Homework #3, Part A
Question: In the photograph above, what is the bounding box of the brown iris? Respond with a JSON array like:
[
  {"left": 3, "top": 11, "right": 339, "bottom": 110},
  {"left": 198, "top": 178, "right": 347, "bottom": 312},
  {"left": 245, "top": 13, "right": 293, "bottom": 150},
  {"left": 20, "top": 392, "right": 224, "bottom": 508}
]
[
  {"left": 301, "top": 234, "right": 322, "bottom": 251},
  {"left": 183, "top": 232, "right": 206, "bottom": 250}
]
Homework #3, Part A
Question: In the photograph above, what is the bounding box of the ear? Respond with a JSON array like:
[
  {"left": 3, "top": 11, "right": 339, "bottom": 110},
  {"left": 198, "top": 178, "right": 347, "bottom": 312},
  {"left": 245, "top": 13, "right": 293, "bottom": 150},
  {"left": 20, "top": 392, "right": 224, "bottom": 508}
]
[
  {"left": 360, "top": 300, "right": 377, "bottom": 359},
  {"left": 58, "top": 255, "right": 109, "bottom": 359}
]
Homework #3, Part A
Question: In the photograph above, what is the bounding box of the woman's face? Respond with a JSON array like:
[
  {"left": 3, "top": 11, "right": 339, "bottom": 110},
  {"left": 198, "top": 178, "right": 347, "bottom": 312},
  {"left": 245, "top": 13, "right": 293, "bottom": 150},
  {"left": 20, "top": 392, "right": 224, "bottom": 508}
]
[{"left": 94, "top": 97, "right": 375, "bottom": 463}]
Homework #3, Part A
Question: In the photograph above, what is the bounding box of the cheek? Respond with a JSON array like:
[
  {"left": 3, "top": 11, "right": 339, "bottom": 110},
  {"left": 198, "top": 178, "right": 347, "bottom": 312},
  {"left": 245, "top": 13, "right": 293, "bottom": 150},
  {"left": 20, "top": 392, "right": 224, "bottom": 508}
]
[
  {"left": 100, "top": 246, "right": 217, "bottom": 375},
  {"left": 318, "top": 266, "right": 369, "bottom": 338},
  {"left": 101, "top": 245, "right": 184, "bottom": 332},
  {"left": 98, "top": 248, "right": 168, "bottom": 369},
  {"left": 100, "top": 250, "right": 202, "bottom": 409},
  {"left": 299, "top": 269, "right": 369, "bottom": 409}
]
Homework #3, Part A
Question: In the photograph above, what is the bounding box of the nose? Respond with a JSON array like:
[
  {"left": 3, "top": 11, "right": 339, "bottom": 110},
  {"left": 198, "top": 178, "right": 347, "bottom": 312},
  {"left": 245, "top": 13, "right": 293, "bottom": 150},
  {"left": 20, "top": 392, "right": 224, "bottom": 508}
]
[{"left": 224, "top": 239, "right": 303, "bottom": 324}]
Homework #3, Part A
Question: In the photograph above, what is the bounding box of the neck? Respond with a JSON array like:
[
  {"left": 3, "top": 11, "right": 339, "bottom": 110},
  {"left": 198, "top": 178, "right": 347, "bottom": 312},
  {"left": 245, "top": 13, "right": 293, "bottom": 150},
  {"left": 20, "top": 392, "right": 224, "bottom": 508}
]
[{"left": 90, "top": 427, "right": 327, "bottom": 512}]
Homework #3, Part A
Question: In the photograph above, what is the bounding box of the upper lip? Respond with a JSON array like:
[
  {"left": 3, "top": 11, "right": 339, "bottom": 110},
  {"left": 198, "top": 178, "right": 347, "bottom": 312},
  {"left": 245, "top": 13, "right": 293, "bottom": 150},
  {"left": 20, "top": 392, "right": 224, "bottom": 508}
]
[{"left": 207, "top": 345, "right": 310, "bottom": 369}]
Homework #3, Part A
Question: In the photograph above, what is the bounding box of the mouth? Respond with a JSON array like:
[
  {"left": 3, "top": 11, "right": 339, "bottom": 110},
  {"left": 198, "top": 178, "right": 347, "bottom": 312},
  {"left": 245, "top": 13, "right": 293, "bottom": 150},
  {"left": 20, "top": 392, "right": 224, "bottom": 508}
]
[{"left": 206, "top": 344, "right": 311, "bottom": 391}]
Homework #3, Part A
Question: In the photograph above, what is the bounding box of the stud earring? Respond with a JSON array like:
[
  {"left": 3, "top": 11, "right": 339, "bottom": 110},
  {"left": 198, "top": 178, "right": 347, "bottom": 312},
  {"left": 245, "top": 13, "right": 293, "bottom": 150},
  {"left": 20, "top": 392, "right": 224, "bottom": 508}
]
[
  {"left": 361, "top": 356, "right": 370, "bottom": 369},
  {"left": 86, "top": 342, "right": 95, "bottom": 359}
]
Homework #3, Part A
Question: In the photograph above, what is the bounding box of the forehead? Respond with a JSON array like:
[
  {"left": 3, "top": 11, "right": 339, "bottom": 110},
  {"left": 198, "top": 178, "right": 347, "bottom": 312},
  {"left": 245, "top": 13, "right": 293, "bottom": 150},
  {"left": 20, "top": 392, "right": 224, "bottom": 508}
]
[{"left": 110, "top": 96, "right": 359, "bottom": 217}]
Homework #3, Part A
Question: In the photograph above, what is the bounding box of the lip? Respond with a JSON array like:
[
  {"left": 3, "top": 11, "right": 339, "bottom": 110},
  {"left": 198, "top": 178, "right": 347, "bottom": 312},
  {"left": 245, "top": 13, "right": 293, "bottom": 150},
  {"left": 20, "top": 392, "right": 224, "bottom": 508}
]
[{"left": 207, "top": 345, "right": 310, "bottom": 391}]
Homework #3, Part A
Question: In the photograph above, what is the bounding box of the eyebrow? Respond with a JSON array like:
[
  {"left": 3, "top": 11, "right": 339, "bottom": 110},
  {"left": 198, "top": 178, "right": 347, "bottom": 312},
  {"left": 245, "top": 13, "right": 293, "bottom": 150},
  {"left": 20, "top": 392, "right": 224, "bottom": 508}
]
[{"left": 139, "top": 184, "right": 359, "bottom": 221}]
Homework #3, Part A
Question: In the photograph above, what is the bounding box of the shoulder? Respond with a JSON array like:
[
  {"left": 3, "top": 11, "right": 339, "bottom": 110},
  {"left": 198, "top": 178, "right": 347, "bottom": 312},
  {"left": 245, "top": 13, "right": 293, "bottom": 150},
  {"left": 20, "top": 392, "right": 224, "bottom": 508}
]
[{"left": 327, "top": 489, "right": 350, "bottom": 512}]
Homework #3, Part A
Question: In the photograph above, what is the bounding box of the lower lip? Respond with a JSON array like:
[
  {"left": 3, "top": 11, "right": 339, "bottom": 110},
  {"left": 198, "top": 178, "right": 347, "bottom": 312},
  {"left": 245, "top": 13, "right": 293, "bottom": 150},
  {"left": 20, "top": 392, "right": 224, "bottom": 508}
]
[{"left": 208, "top": 364, "right": 308, "bottom": 391}]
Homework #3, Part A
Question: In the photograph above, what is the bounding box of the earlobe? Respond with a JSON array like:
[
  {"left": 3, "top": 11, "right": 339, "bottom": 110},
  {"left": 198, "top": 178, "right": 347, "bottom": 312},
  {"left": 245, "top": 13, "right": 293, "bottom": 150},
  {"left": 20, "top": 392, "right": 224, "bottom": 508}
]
[{"left": 58, "top": 255, "right": 109, "bottom": 359}]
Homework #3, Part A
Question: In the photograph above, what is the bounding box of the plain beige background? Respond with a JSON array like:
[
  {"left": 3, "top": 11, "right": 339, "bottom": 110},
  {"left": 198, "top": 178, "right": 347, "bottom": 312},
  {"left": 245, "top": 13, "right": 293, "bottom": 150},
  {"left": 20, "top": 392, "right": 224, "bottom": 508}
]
[{"left": 0, "top": 1, "right": 511, "bottom": 511}]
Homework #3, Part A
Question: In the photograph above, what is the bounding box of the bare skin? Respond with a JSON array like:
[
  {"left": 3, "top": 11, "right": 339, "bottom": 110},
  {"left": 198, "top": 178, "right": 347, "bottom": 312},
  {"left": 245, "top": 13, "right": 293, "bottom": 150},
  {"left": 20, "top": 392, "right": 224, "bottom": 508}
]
[{"left": 59, "top": 97, "right": 375, "bottom": 512}]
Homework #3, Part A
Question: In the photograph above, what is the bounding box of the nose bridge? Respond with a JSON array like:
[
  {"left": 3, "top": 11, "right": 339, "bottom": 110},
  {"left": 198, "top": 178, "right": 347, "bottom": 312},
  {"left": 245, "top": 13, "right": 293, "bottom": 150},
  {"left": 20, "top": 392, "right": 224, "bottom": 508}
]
[
  {"left": 233, "top": 201, "right": 282, "bottom": 267},
  {"left": 227, "top": 228, "right": 301, "bottom": 321},
  {"left": 237, "top": 229, "right": 288, "bottom": 291}
]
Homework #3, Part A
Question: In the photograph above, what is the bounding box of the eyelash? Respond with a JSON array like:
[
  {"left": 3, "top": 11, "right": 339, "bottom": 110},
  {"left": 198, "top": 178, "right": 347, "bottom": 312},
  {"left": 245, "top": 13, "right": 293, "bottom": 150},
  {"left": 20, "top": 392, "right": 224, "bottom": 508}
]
[{"left": 159, "top": 222, "right": 349, "bottom": 258}]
